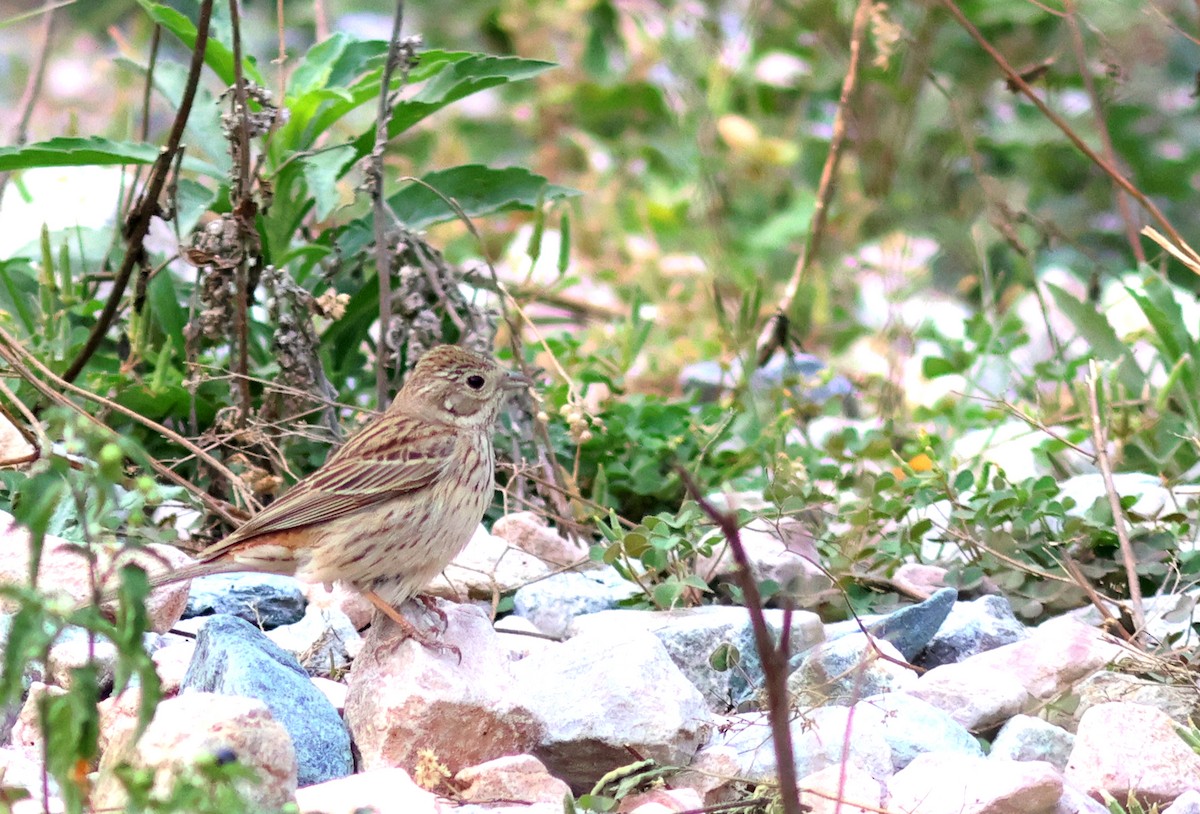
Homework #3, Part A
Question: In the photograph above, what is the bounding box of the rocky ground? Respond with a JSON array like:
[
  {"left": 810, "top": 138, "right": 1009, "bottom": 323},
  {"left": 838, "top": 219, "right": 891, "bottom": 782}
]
[{"left": 0, "top": 507, "right": 1198, "bottom": 814}]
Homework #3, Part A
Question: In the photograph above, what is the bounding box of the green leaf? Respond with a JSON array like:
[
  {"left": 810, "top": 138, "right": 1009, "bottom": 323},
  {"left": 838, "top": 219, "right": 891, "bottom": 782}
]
[
  {"left": 652, "top": 580, "right": 685, "bottom": 609},
  {"left": 138, "top": 0, "right": 265, "bottom": 87},
  {"left": 387, "top": 165, "right": 579, "bottom": 230},
  {"left": 922, "top": 356, "right": 960, "bottom": 379},
  {"left": 301, "top": 145, "right": 357, "bottom": 221},
  {"left": 288, "top": 33, "right": 351, "bottom": 98},
  {"left": 0, "top": 137, "right": 219, "bottom": 176},
  {"left": 1046, "top": 282, "right": 1145, "bottom": 392}
]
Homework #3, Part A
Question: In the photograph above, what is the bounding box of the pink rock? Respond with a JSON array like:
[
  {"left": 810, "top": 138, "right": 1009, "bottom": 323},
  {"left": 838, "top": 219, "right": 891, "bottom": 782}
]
[
  {"left": 909, "top": 663, "right": 1031, "bottom": 730},
  {"left": 9, "top": 682, "right": 64, "bottom": 755},
  {"left": 454, "top": 754, "right": 569, "bottom": 805},
  {"left": 672, "top": 745, "right": 741, "bottom": 804},
  {"left": 151, "top": 638, "right": 195, "bottom": 695},
  {"left": 891, "top": 563, "right": 949, "bottom": 599},
  {"left": 0, "top": 512, "right": 191, "bottom": 633},
  {"left": 294, "top": 767, "right": 437, "bottom": 814},
  {"left": 93, "top": 693, "right": 297, "bottom": 811},
  {"left": 303, "top": 582, "right": 374, "bottom": 630},
  {"left": 492, "top": 513, "right": 583, "bottom": 567},
  {"left": 618, "top": 788, "right": 702, "bottom": 812},
  {"left": 0, "top": 746, "right": 54, "bottom": 813},
  {"left": 969, "top": 622, "right": 1126, "bottom": 700},
  {"left": 97, "top": 688, "right": 141, "bottom": 758},
  {"left": 693, "top": 518, "right": 831, "bottom": 596},
  {"left": 345, "top": 601, "right": 541, "bottom": 775},
  {"left": 1065, "top": 702, "right": 1200, "bottom": 805},
  {"left": 311, "top": 677, "right": 347, "bottom": 713},
  {"left": 887, "top": 753, "right": 1063, "bottom": 814},
  {"left": 427, "top": 525, "right": 552, "bottom": 600},
  {"left": 0, "top": 415, "right": 35, "bottom": 466},
  {"left": 797, "top": 763, "right": 883, "bottom": 814}
]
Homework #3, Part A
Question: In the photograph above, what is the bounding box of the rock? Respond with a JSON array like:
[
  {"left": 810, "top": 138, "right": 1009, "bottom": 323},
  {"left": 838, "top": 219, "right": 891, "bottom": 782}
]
[
  {"left": 1165, "top": 790, "right": 1200, "bottom": 814},
  {"left": 266, "top": 604, "right": 362, "bottom": 676},
  {"left": 619, "top": 788, "right": 703, "bottom": 812},
  {"left": 1058, "top": 473, "right": 1172, "bottom": 519},
  {"left": 693, "top": 518, "right": 831, "bottom": 598},
  {"left": 991, "top": 715, "right": 1074, "bottom": 770},
  {"left": 511, "top": 627, "right": 711, "bottom": 790},
  {"left": 0, "top": 746, "right": 55, "bottom": 812},
  {"left": 891, "top": 563, "right": 949, "bottom": 599},
  {"left": 671, "top": 745, "right": 741, "bottom": 804},
  {"left": 427, "top": 525, "right": 553, "bottom": 599},
  {"left": 294, "top": 767, "right": 436, "bottom": 814},
  {"left": 303, "top": 582, "right": 374, "bottom": 630},
  {"left": 916, "top": 595, "right": 1029, "bottom": 669},
  {"left": 717, "top": 705, "right": 893, "bottom": 783},
  {"left": 797, "top": 763, "right": 884, "bottom": 814},
  {"left": 952, "top": 421, "right": 1068, "bottom": 483},
  {"left": 570, "top": 606, "right": 824, "bottom": 711},
  {"left": 0, "top": 414, "right": 35, "bottom": 466},
  {"left": 494, "top": 615, "right": 558, "bottom": 659},
  {"left": 1065, "top": 702, "right": 1200, "bottom": 805},
  {"left": 180, "top": 614, "right": 352, "bottom": 786},
  {"left": 44, "top": 626, "right": 120, "bottom": 690},
  {"left": 967, "top": 622, "right": 1126, "bottom": 701},
  {"left": 345, "top": 601, "right": 541, "bottom": 776},
  {"left": 0, "top": 513, "right": 190, "bottom": 633},
  {"left": 9, "top": 682, "right": 65, "bottom": 755},
  {"left": 151, "top": 637, "right": 195, "bottom": 695},
  {"left": 492, "top": 513, "right": 583, "bottom": 567},
  {"left": 788, "top": 634, "right": 916, "bottom": 707},
  {"left": 868, "top": 587, "right": 958, "bottom": 661},
  {"left": 887, "top": 753, "right": 1063, "bottom": 814},
  {"left": 184, "top": 573, "right": 307, "bottom": 630},
  {"left": 857, "top": 692, "right": 983, "bottom": 770},
  {"left": 310, "top": 677, "right": 347, "bottom": 713},
  {"left": 513, "top": 569, "right": 639, "bottom": 639},
  {"left": 909, "top": 662, "right": 1031, "bottom": 731},
  {"left": 454, "top": 755, "right": 570, "bottom": 805},
  {"left": 1074, "top": 670, "right": 1200, "bottom": 726},
  {"left": 94, "top": 693, "right": 296, "bottom": 811}
]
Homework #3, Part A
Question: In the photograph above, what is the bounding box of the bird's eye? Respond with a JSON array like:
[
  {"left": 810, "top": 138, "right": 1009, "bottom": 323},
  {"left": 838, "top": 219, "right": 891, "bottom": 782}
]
[{"left": 466, "top": 374, "right": 486, "bottom": 390}]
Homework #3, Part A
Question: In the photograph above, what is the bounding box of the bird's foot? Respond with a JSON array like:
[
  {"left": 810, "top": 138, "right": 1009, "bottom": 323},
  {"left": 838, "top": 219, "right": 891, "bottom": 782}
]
[
  {"left": 363, "top": 589, "right": 461, "bottom": 661},
  {"left": 414, "top": 593, "right": 449, "bottom": 634}
]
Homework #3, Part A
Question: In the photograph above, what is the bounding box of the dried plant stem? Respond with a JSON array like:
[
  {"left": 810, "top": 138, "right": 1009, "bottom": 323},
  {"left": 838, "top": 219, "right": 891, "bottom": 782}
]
[
  {"left": 0, "top": 325, "right": 256, "bottom": 522},
  {"left": 1085, "top": 360, "right": 1145, "bottom": 638},
  {"left": 62, "top": 0, "right": 214, "bottom": 383},
  {"left": 763, "top": 0, "right": 874, "bottom": 364},
  {"left": 0, "top": 0, "right": 56, "bottom": 203},
  {"left": 370, "top": 0, "right": 407, "bottom": 407},
  {"left": 1062, "top": 0, "right": 1143, "bottom": 263},
  {"left": 679, "top": 470, "right": 801, "bottom": 814},
  {"left": 939, "top": 0, "right": 1200, "bottom": 269}
]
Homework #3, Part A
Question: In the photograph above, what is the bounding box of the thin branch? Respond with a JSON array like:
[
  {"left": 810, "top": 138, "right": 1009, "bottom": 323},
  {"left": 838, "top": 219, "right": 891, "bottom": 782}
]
[
  {"left": 763, "top": 0, "right": 874, "bottom": 365},
  {"left": 227, "top": 0, "right": 254, "bottom": 424},
  {"left": 939, "top": 0, "right": 1200, "bottom": 268},
  {"left": 679, "top": 469, "right": 802, "bottom": 814},
  {"left": 1085, "top": 360, "right": 1146, "bottom": 638},
  {"left": 1062, "top": 0, "right": 1143, "bottom": 263},
  {"left": 0, "top": 0, "right": 57, "bottom": 203},
  {"left": 62, "top": 0, "right": 215, "bottom": 383},
  {"left": 369, "top": 0, "right": 407, "bottom": 408}
]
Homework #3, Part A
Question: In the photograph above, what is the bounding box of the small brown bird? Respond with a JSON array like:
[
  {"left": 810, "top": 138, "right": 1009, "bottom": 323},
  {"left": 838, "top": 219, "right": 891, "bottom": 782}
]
[{"left": 148, "top": 344, "right": 529, "bottom": 645}]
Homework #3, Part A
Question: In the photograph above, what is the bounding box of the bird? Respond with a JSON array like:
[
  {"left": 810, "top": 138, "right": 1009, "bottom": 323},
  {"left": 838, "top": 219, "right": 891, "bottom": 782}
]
[{"left": 142, "top": 344, "right": 530, "bottom": 648}]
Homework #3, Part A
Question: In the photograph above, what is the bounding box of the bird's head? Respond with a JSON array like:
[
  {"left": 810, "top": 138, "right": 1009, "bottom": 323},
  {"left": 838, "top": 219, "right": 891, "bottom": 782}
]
[{"left": 394, "top": 345, "right": 531, "bottom": 429}]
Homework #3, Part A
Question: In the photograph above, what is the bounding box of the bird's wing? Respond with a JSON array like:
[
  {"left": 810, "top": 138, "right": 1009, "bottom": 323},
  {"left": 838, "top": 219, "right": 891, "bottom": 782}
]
[{"left": 196, "top": 418, "right": 456, "bottom": 562}]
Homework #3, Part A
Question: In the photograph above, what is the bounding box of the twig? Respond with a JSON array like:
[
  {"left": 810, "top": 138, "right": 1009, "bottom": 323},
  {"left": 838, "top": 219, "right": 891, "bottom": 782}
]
[
  {"left": 939, "top": 0, "right": 1200, "bottom": 269},
  {"left": 62, "top": 0, "right": 215, "bottom": 383},
  {"left": 0, "top": 0, "right": 56, "bottom": 203},
  {"left": 227, "top": 0, "right": 254, "bottom": 424},
  {"left": 1085, "top": 360, "right": 1146, "bottom": 639},
  {"left": 678, "top": 469, "right": 802, "bottom": 814},
  {"left": 1062, "top": 0, "right": 1143, "bottom": 264},
  {"left": 762, "top": 0, "right": 874, "bottom": 365},
  {"left": 369, "top": 0, "right": 407, "bottom": 407}
]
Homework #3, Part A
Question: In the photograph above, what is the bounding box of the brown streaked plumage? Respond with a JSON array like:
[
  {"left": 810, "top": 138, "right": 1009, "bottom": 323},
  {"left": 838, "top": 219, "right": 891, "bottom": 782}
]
[{"left": 149, "top": 345, "right": 529, "bottom": 642}]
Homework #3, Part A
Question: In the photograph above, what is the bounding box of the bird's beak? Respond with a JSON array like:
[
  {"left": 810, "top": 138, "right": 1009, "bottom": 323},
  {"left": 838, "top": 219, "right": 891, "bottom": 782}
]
[{"left": 504, "top": 370, "right": 534, "bottom": 390}]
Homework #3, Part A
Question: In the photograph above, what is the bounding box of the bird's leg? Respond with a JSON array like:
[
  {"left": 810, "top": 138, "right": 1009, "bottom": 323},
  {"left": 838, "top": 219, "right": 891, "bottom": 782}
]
[
  {"left": 414, "top": 593, "right": 449, "bottom": 634},
  {"left": 363, "top": 589, "right": 461, "bottom": 661}
]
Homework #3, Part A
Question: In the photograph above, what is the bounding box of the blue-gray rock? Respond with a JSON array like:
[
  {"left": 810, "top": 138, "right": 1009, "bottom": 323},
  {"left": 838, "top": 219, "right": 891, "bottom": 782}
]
[
  {"left": 184, "top": 574, "right": 307, "bottom": 630},
  {"left": 856, "top": 692, "right": 983, "bottom": 771},
  {"left": 512, "top": 568, "right": 639, "bottom": 639},
  {"left": 989, "top": 714, "right": 1074, "bottom": 770},
  {"left": 868, "top": 587, "right": 958, "bottom": 661},
  {"left": 787, "top": 633, "right": 917, "bottom": 707},
  {"left": 915, "top": 595, "right": 1028, "bottom": 669},
  {"left": 181, "top": 614, "right": 352, "bottom": 786},
  {"left": 680, "top": 354, "right": 854, "bottom": 405},
  {"left": 1164, "top": 789, "right": 1200, "bottom": 814}
]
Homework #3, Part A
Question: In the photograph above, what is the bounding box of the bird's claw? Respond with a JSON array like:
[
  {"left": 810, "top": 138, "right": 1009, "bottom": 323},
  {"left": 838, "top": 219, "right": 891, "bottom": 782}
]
[{"left": 414, "top": 593, "right": 449, "bottom": 635}]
